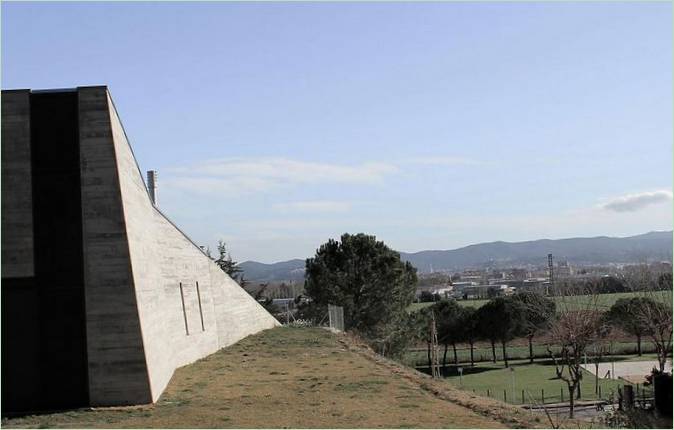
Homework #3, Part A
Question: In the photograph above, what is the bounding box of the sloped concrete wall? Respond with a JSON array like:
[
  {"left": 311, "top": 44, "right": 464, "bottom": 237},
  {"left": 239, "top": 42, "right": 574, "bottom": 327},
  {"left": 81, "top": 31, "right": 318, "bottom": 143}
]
[
  {"left": 209, "top": 264, "right": 281, "bottom": 347},
  {"left": 104, "top": 89, "right": 280, "bottom": 402},
  {"left": 78, "top": 87, "right": 152, "bottom": 405}
]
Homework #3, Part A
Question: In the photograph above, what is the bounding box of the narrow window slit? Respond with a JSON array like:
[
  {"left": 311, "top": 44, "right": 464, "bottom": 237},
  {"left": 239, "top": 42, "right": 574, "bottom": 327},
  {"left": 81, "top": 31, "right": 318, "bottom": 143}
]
[
  {"left": 179, "top": 282, "right": 189, "bottom": 335},
  {"left": 196, "top": 281, "right": 205, "bottom": 331}
]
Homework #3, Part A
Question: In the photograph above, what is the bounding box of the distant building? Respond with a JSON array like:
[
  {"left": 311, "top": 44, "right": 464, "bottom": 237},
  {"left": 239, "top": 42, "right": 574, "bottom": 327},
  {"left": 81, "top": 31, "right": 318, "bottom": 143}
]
[
  {"left": 556, "top": 260, "right": 574, "bottom": 277},
  {"left": 515, "top": 278, "right": 550, "bottom": 293},
  {"left": 461, "top": 284, "right": 511, "bottom": 299},
  {"left": 431, "top": 286, "right": 453, "bottom": 298}
]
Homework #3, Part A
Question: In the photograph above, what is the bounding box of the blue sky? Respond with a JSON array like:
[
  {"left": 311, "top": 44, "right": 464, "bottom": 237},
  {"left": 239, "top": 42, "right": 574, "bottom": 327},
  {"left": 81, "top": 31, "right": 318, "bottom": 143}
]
[{"left": 3, "top": 1, "right": 672, "bottom": 262}]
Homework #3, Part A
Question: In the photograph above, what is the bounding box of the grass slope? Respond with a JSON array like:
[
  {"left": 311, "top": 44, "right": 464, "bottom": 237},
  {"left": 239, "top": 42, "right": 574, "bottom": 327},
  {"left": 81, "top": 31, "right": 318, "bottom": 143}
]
[{"left": 4, "top": 327, "right": 525, "bottom": 429}]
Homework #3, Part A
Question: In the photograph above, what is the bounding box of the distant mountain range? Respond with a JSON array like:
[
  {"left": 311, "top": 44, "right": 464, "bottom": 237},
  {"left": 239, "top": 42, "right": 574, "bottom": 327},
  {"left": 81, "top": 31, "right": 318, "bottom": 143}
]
[
  {"left": 239, "top": 259, "right": 307, "bottom": 283},
  {"left": 238, "top": 231, "right": 672, "bottom": 283}
]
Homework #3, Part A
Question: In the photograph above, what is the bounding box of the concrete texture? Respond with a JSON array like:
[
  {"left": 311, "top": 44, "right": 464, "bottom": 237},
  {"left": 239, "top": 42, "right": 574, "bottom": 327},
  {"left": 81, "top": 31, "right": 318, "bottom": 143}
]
[
  {"left": 1, "top": 86, "right": 280, "bottom": 411},
  {"left": 106, "top": 90, "right": 279, "bottom": 401},
  {"left": 1, "top": 90, "right": 33, "bottom": 278},
  {"left": 79, "top": 87, "right": 153, "bottom": 406}
]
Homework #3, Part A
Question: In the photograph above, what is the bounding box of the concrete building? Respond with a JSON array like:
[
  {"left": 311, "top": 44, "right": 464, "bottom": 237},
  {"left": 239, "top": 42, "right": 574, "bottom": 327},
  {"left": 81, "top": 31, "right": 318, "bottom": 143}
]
[
  {"left": 555, "top": 260, "right": 574, "bottom": 277},
  {"left": 1, "top": 87, "right": 279, "bottom": 413},
  {"left": 460, "top": 284, "right": 513, "bottom": 299}
]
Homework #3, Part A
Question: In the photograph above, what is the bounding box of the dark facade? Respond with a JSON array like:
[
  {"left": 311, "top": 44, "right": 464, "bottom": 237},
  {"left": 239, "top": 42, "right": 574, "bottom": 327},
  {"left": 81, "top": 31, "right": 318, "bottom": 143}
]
[{"left": 2, "top": 90, "right": 89, "bottom": 412}]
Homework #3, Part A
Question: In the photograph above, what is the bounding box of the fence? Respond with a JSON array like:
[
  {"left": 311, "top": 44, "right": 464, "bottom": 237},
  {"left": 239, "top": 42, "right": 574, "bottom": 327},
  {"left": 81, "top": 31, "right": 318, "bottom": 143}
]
[
  {"left": 405, "top": 341, "right": 660, "bottom": 367},
  {"left": 465, "top": 382, "right": 654, "bottom": 407},
  {"left": 328, "top": 304, "right": 344, "bottom": 332}
]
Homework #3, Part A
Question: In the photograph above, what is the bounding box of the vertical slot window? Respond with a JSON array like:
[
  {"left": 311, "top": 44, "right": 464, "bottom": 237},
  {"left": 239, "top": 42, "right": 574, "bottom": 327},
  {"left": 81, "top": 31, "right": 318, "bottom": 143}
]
[
  {"left": 179, "top": 282, "right": 189, "bottom": 335},
  {"left": 196, "top": 281, "right": 205, "bottom": 331}
]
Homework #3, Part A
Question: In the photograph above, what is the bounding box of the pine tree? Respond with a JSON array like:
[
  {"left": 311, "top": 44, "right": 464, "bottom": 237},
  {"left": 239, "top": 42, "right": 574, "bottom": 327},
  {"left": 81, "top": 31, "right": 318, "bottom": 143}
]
[
  {"left": 214, "top": 240, "right": 247, "bottom": 287},
  {"left": 304, "top": 233, "right": 417, "bottom": 335}
]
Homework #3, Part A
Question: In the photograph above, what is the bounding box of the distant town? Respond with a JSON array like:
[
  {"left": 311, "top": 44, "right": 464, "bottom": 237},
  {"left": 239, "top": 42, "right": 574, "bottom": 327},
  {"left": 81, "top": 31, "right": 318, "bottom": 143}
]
[
  {"left": 246, "top": 258, "right": 673, "bottom": 306},
  {"left": 414, "top": 259, "right": 672, "bottom": 302},
  {"left": 237, "top": 231, "right": 673, "bottom": 304}
]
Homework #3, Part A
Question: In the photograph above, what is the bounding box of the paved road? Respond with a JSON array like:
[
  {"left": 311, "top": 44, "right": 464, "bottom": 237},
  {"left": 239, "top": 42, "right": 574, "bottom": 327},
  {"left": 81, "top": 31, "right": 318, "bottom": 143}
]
[
  {"left": 527, "top": 402, "right": 616, "bottom": 422},
  {"left": 581, "top": 360, "right": 672, "bottom": 380}
]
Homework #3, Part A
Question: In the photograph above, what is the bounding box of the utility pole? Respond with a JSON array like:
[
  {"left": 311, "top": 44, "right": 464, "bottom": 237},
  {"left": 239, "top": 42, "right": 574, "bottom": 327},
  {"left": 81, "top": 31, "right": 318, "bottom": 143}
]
[
  {"left": 547, "top": 254, "right": 554, "bottom": 296},
  {"left": 429, "top": 311, "right": 440, "bottom": 378}
]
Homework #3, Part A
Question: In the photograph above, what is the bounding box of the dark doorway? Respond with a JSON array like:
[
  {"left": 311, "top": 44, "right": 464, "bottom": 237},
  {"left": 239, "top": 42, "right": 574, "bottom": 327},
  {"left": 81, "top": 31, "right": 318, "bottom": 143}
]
[{"left": 2, "top": 91, "right": 89, "bottom": 413}]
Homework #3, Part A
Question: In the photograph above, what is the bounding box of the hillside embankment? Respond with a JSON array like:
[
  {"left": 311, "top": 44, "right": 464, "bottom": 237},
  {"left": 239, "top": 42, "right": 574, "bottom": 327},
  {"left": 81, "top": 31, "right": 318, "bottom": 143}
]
[{"left": 3, "top": 327, "right": 556, "bottom": 428}]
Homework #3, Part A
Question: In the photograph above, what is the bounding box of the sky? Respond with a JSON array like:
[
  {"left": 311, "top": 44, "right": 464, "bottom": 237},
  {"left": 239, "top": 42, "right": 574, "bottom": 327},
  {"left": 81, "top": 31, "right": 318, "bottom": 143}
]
[{"left": 2, "top": 1, "right": 672, "bottom": 263}]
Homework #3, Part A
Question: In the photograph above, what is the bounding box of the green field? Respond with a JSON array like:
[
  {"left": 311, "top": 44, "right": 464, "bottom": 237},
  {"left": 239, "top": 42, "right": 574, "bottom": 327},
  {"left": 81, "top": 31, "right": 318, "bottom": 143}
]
[
  {"left": 408, "top": 291, "right": 671, "bottom": 312},
  {"left": 440, "top": 359, "right": 646, "bottom": 405}
]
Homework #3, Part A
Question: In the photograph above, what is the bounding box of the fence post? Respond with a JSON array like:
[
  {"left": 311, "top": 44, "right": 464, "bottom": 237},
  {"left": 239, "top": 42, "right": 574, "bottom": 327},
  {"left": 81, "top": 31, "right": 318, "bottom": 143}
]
[
  {"left": 522, "top": 389, "right": 525, "bottom": 404},
  {"left": 541, "top": 388, "right": 544, "bottom": 405},
  {"left": 623, "top": 385, "right": 635, "bottom": 409},
  {"left": 653, "top": 372, "right": 673, "bottom": 416},
  {"left": 504, "top": 389, "right": 507, "bottom": 402},
  {"left": 328, "top": 304, "right": 332, "bottom": 328},
  {"left": 618, "top": 387, "right": 622, "bottom": 410},
  {"left": 487, "top": 389, "right": 490, "bottom": 397},
  {"left": 599, "top": 385, "right": 602, "bottom": 399}
]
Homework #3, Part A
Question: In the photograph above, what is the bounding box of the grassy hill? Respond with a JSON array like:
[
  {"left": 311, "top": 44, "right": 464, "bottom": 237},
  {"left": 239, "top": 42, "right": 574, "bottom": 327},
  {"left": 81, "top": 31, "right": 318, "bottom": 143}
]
[{"left": 3, "top": 327, "right": 543, "bottom": 429}]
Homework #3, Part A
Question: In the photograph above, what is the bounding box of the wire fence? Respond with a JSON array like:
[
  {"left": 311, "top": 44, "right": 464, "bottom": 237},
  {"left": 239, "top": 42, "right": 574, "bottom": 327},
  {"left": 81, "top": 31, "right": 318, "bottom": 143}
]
[
  {"left": 328, "top": 304, "right": 344, "bottom": 332},
  {"left": 405, "top": 341, "right": 660, "bottom": 367},
  {"left": 472, "top": 383, "right": 655, "bottom": 406}
]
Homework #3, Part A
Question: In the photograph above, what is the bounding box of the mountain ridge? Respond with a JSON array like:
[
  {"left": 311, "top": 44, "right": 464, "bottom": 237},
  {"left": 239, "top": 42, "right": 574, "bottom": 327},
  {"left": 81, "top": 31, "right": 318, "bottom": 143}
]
[{"left": 238, "top": 231, "right": 672, "bottom": 282}]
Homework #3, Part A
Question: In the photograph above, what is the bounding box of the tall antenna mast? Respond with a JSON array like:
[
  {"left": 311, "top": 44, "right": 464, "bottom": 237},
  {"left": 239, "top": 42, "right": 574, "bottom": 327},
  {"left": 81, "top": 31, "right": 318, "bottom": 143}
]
[{"left": 547, "top": 253, "right": 554, "bottom": 296}]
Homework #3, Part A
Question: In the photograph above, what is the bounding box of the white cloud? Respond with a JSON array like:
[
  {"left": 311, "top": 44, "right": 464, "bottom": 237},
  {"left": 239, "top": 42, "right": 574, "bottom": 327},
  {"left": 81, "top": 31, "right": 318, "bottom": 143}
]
[
  {"left": 406, "top": 156, "right": 483, "bottom": 166},
  {"left": 164, "top": 175, "right": 276, "bottom": 195},
  {"left": 273, "top": 200, "right": 352, "bottom": 213},
  {"left": 163, "top": 154, "right": 484, "bottom": 197},
  {"left": 165, "top": 157, "right": 398, "bottom": 195},
  {"left": 600, "top": 190, "right": 673, "bottom": 213}
]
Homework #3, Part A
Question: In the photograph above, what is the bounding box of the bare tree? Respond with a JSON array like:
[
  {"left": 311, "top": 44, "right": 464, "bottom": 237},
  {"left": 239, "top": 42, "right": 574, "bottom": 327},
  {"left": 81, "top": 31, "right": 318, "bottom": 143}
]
[
  {"left": 591, "top": 315, "right": 615, "bottom": 396},
  {"left": 546, "top": 279, "right": 605, "bottom": 418},
  {"left": 620, "top": 264, "right": 673, "bottom": 373}
]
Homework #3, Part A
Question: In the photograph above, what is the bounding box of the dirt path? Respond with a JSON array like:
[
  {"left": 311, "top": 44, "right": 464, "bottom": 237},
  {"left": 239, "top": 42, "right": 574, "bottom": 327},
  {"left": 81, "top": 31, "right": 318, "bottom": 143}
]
[{"left": 4, "top": 327, "right": 539, "bottom": 428}]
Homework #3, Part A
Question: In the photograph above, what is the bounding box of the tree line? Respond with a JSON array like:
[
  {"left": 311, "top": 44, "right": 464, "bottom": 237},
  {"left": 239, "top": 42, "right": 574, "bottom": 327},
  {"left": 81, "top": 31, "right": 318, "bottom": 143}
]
[{"left": 214, "top": 233, "right": 671, "bottom": 419}]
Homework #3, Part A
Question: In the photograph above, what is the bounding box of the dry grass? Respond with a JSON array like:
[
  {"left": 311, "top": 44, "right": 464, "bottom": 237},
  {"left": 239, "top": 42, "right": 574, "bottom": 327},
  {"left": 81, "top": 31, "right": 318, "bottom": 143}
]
[{"left": 3, "top": 327, "right": 546, "bottom": 428}]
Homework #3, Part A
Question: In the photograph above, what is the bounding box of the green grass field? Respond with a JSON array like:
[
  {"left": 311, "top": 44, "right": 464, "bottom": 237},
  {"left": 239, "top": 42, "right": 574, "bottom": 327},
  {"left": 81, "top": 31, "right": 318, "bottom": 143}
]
[
  {"left": 408, "top": 291, "right": 671, "bottom": 312},
  {"left": 440, "top": 359, "right": 645, "bottom": 405}
]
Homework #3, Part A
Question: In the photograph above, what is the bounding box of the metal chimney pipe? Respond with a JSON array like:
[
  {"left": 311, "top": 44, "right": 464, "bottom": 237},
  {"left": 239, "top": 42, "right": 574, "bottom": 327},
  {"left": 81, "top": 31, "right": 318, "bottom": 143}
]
[{"left": 147, "top": 170, "right": 158, "bottom": 206}]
